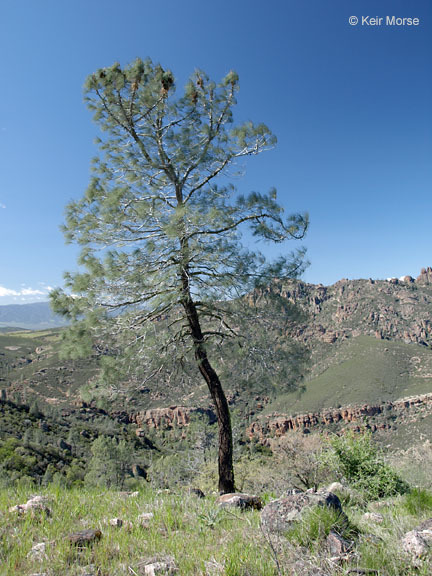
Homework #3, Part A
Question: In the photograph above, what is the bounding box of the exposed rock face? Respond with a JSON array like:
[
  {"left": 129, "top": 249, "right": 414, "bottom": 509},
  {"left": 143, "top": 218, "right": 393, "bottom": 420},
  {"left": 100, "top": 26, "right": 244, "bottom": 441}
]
[
  {"left": 132, "top": 406, "right": 216, "bottom": 430},
  {"left": 417, "top": 267, "right": 432, "bottom": 285},
  {"left": 251, "top": 267, "right": 432, "bottom": 347},
  {"left": 260, "top": 490, "right": 343, "bottom": 533},
  {"left": 247, "top": 393, "right": 432, "bottom": 443}
]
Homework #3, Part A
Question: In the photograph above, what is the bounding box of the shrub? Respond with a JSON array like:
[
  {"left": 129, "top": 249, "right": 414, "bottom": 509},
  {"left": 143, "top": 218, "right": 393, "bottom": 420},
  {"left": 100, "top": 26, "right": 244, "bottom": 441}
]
[
  {"left": 327, "top": 432, "right": 408, "bottom": 500},
  {"left": 271, "top": 432, "right": 328, "bottom": 490}
]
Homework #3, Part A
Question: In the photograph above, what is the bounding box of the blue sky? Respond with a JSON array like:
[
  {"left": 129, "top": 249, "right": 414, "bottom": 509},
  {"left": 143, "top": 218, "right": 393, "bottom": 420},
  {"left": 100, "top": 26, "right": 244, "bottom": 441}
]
[{"left": 0, "top": 0, "right": 431, "bottom": 304}]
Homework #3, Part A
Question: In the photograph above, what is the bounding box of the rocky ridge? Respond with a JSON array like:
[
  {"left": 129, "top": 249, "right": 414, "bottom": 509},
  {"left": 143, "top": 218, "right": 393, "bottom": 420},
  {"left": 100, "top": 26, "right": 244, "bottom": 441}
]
[
  {"left": 247, "top": 392, "right": 432, "bottom": 443},
  {"left": 252, "top": 266, "right": 432, "bottom": 348}
]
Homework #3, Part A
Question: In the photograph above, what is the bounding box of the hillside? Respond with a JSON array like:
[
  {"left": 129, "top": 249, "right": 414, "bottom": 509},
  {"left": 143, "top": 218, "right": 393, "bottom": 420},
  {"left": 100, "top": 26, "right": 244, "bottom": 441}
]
[{"left": 0, "top": 268, "right": 431, "bottom": 449}]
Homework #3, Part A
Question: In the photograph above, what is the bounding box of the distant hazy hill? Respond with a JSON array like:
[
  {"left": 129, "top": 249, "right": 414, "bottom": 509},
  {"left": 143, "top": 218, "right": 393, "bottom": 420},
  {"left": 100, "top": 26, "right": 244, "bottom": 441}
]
[{"left": 0, "top": 302, "right": 68, "bottom": 330}]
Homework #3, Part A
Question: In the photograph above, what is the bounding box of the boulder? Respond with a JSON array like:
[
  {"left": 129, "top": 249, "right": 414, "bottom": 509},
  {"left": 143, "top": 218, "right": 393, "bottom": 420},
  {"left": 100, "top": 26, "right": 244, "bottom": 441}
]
[
  {"left": 401, "top": 520, "right": 432, "bottom": 561},
  {"left": 416, "top": 267, "right": 432, "bottom": 285},
  {"left": 260, "top": 490, "right": 343, "bottom": 533},
  {"left": 216, "top": 493, "right": 263, "bottom": 510},
  {"left": 204, "top": 560, "right": 224, "bottom": 575},
  {"left": 9, "top": 495, "right": 51, "bottom": 516},
  {"left": 109, "top": 517, "right": 124, "bottom": 527},
  {"left": 326, "top": 530, "right": 352, "bottom": 556},
  {"left": 138, "top": 512, "right": 155, "bottom": 528},
  {"left": 67, "top": 529, "right": 102, "bottom": 547},
  {"left": 326, "top": 482, "right": 345, "bottom": 494},
  {"left": 361, "top": 512, "right": 384, "bottom": 525},
  {"left": 137, "top": 556, "right": 177, "bottom": 575}
]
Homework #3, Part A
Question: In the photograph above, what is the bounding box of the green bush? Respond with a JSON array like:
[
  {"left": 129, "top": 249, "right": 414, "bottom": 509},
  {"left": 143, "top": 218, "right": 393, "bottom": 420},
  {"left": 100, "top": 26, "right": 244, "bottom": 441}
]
[{"left": 327, "top": 432, "right": 408, "bottom": 500}]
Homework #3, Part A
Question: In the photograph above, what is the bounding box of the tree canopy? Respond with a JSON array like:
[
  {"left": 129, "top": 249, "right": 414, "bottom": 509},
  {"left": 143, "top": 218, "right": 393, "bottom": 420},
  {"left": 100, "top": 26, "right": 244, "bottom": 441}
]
[{"left": 51, "top": 58, "right": 308, "bottom": 492}]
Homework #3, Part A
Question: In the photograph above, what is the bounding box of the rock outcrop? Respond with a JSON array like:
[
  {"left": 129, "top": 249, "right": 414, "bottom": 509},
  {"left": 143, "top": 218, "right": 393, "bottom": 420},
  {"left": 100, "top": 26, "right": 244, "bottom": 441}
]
[
  {"left": 247, "top": 393, "right": 432, "bottom": 443},
  {"left": 416, "top": 267, "right": 432, "bottom": 285},
  {"left": 132, "top": 406, "right": 216, "bottom": 431},
  {"left": 251, "top": 267, "right": 432, "bottom": 348}
]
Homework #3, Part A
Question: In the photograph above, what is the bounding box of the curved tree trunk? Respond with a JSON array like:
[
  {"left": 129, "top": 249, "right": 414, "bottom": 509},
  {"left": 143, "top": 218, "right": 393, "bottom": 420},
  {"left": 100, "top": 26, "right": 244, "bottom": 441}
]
[
  {"left": 177, "top": 186, "right": 235, "bottom": 493},
  {"left": 181, "top": 296, "right": 235, "bottom": 494}
]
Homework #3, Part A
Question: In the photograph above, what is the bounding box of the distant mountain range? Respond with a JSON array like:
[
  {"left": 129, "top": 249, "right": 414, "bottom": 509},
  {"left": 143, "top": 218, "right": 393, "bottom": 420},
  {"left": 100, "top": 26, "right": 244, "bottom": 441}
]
[{"left": 0, "top": 301, "right": 68, "bottom": 330}]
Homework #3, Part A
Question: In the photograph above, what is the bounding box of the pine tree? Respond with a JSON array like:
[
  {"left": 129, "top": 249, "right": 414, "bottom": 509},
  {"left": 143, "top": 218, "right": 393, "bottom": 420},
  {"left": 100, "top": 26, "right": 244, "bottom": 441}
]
[
  {"left": 51, "top": 58, "right": 308, "bottom": 493},
  {"left": 85, "top": 436, "right": 133, "bottom": 489}
]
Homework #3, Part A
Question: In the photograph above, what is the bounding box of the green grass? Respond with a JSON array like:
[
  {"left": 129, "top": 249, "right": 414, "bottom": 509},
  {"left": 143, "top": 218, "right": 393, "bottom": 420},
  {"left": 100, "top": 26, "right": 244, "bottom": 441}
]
[
  {"left": 0, "top": 485, "right": 276, "bottom": 576},
  {"left": 286, "top": 505, "right": 355, "bottom": 549},
  {"left": 2, "top": 473, "right": 432, "bottom": 574},
  {"left": 404, "top": 488, "right": 432, "bottom": 515}
]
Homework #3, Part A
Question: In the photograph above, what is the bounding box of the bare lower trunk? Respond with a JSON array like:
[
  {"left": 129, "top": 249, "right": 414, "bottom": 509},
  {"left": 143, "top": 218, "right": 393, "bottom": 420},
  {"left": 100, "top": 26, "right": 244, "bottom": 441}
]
[
  {"left": 182, "top": 298, "right": 235, "bottom": 494},
  {"left": 194, "top": 345, "right": 235, "bottom": 494}
]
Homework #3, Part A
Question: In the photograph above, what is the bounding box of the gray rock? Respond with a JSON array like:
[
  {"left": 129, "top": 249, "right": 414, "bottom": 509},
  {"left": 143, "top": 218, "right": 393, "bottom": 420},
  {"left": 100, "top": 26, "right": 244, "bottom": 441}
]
[
  {"left": 109, "top": 517, "right": 124, "bottom": 527},
  {"left": 204, "top": 559, "right": 224, "bottom": 575},
  {"left": 27, "top": 542, "right": 48, "bottom": 560},
  {"left": 138, "top": 512, "right": 154, "bottom": 528},
  {"left": 10, "top": 495, "right": 51, "bottom": 516},
  {"left": 137, "top": 556, "right": 177, "bottom": 575},
  {"left": 326, "top": 530, "right": 353, "bottom": 556},
  {"left": 402, "top": 528, "right": 432, "bottom": 559},
  {"left": 326, "top": 482, "right": 345, "bottom": 494},
  {"left": 362, "top": 512, "right": 384, "bottom": 524},
  {"left": 261, "top": 490, "right": 343, "bottom": 533},
  {"left": 216, "top": 492, "right": 263, "bottom": 510}
]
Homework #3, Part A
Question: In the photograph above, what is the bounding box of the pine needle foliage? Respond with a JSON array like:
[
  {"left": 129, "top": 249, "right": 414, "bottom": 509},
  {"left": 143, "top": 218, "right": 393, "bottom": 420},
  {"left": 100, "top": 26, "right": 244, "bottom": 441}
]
[{"left": 51, "top": 58, "right": 308, "bottom": 492}]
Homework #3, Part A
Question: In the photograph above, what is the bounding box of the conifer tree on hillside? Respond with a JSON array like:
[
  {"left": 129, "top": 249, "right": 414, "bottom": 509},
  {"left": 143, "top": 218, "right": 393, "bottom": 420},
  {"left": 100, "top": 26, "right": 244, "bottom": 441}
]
[{"left": 51, "top": 58, "right": 308, "bottom": 493}]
